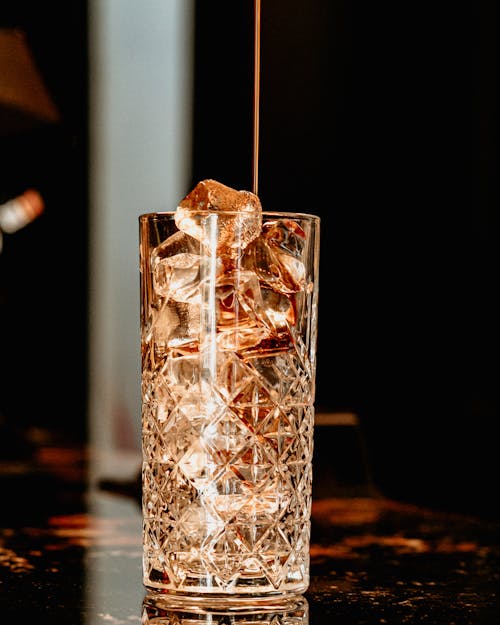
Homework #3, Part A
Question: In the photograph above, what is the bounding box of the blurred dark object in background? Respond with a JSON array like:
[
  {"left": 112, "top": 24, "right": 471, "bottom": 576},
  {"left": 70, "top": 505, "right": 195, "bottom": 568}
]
[
  {"left": 0, "top": 2, "right": 88, "bottom": 443},
  {"left": 0, "top": 188, "right": 45, "bottom": 253},
  {"left": 0, "top": 27, "right": 60, "bottom": 134}
]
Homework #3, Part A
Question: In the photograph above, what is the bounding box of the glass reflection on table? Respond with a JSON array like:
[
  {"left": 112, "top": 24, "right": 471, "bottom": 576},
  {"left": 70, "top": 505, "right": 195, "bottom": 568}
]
[{"left": 142, "top": 592, "right": 309, "bottom": 624}]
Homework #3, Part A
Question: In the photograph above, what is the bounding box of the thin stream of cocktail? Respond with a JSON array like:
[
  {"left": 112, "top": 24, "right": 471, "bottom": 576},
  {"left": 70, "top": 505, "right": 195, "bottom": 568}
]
[{"left": 252, "top": 0, "right": 261, "bottom": 196}]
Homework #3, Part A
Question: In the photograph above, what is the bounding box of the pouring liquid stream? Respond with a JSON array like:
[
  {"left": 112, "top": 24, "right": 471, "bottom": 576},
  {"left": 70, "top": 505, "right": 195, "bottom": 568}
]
[{"left": 252, "top": 0, "right": 261, "bottom": 196}]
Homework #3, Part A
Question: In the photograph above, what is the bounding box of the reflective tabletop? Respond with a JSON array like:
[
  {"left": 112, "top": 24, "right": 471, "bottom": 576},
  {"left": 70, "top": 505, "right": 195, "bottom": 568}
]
[{"left": 0, "top": 441, "right": 498, "bottom": 624}]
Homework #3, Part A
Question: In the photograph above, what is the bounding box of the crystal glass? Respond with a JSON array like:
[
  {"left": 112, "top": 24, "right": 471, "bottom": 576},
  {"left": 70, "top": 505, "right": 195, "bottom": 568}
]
[
  {"left": 142, "top": 593, "right": 309, "bottom": 624},
  {"left": 139, "top": 210, "right": 320, "bottom": 601}
]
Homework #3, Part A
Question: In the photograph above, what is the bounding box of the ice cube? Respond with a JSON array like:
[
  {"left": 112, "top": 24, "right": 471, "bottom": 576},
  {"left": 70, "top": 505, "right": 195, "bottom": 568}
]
[
  {"left": 262, "top": 218, "right": 306, "bottom": 258},
  {"left": 151, "top": 231, "right": 202, "bottom": 303},
  {"left": 152, "top": 229, "right": 200, "bottom": 259},
  {"left": 215, "top": 270, "right": 269, "bottom": 351},
  {"left": 242, "top": 219, "right": 306, "bottom": 294},
  {"left": 151, "top": 300, "right": 200, "bottom": 356},
  {"left": 260, "top": 287, "right": 296, "bottom": 335},
  {"left": 175, "top": 179, "right": 262, "bottom": 258},
  {"left": 153, "top": 253, "right": 200, "bottom": 303}
]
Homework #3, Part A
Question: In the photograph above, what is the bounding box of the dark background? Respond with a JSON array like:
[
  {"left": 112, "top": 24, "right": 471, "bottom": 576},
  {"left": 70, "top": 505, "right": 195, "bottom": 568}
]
[
  {"left": 1, "top": 1, "right": 497, "bottom": 519},
  {"left": 0, "top": 2, "right": 88, "bottom": 442}
]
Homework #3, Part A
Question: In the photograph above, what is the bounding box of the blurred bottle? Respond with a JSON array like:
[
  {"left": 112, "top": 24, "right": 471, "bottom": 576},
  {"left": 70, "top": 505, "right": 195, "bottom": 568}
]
[{"left": 0, "top": 188, "right": 44, "bottom": 252}]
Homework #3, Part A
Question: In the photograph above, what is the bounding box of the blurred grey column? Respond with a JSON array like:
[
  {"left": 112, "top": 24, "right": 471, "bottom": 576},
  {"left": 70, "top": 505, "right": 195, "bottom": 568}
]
[{"left": 88, "top": 0, "right": 194, "bottom": 483}]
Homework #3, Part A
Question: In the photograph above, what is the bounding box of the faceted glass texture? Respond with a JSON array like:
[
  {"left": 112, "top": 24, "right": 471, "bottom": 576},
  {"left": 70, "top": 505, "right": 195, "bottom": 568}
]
[{"left": 140, "top": 209, "right": 320, "bottom": 599}]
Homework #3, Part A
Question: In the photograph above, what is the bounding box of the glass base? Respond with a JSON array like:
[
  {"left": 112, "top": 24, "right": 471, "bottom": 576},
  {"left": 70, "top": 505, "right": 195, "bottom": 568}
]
[
  {"left": 142, "top": 591, "right": 309, "bottom": 624},
  {"left": 143, "top": 583, "right": 309, "bottom": 602},
  {"left": 143, "top": 554, "right": 310, "bottom": 597},
  {"left": 144, "top": 568, "right": 309, "bottom": 597}
]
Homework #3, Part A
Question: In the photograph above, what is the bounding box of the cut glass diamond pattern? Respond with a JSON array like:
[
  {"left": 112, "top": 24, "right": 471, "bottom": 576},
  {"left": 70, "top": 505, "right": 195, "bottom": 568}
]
[
  {"left": 141, "top": 202, "right": 318, "bottom": 597},
  {"left": 142, "top": 348, "right": 314, "bottom": 594}
]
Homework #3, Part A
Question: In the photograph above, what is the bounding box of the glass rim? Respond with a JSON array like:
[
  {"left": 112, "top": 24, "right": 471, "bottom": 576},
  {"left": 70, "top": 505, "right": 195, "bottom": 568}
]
[{"left": 139, "top": 210, "right": 320, "bottom": 222}]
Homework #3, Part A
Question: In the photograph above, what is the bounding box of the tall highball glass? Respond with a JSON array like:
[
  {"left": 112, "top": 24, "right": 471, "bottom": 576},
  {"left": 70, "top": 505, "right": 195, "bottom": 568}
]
[{"left": 140, "top": 208, "right": 320, "bottom": 604}]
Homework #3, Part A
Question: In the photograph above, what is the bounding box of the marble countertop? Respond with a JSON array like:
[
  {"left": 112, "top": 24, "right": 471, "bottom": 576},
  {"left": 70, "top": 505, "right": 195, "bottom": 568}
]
[{"left": 0, "top": 443, "right": 498, "bottom": 624}]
